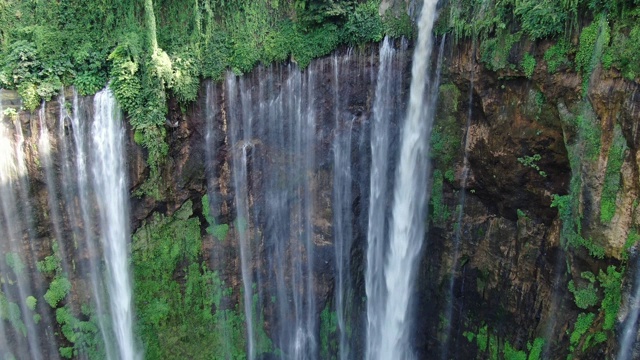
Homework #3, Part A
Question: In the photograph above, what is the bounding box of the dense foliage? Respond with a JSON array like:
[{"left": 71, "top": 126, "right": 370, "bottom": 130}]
[
  {"left": 0, "top": 0, "right": 409, "bottom": 197},
  {"left": 439, "top": 0, "right": 640, "bottom": 82},
  {"left": 132, "top": 200, "right": 252, "bottom": 359}
]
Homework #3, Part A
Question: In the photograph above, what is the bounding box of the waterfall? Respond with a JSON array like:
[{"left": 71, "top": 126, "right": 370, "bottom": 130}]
[
  {"left": 226, "top": 73, "right": 257, "bottom": 359},
  {"left": 366, "top": 0, "right": 441, "bottom": 358},
  {"left": 618, "top": 255, "right": 640, "bottom": 360},
  {"left": 301, "top": 66, "right": 317, "bottom": 360},
  {"left": 0, "top": 101, "right": 18, "bottom": 359},
  {"left": 223, "top": 60, "right": 324, "bottom": 358},
  {"left": 91, "top": 88, "right": 138, "bottom": 360},
  {"left": 366, "top": 37, "right": 398, "bottom": 360},
  {"left": 0, "top": 97, "right": 44, "bottom": 359},
  {"left": 66, "top": 90, "right": 114, "bottom": 358},
  {"left": 39, "top": 102, "right": 73, "bottom": 278},
  {"left": 332, "top": 50, "right": 354, "bottom": 360}
]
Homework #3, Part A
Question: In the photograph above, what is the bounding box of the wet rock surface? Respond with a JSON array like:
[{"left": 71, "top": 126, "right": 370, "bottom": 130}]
[{"left": 2, "top": 35, "right": 640, "bottom": 359}]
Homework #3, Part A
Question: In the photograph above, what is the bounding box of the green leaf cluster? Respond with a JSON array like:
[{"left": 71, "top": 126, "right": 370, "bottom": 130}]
[
  {"left": 440, "top": 0, "right": 640, "bottom": 86},
  {"left": 5, "top": 252, "right": 25, "bottom": 277},
  {"left": 604, "top": 18, "right": 640, "bottom": 80},
  {"left": 0, "top": 291, "right": 27, "bottom": 337},
  {"left": 520, "top": 53, "right": 536, "bottom": 78},
  {"left": 565, "top": 265, "right": 624, "bottom": 357},
  {"left": 569, "top": 312, "right": 595, "bottom": 348},
  {"left": 44, "top": 276, "right": 71, "bottom": 308},
  {"left": 202, "top": 195, "right": 230, "bottom": 241},
  {"left": 514, "top": 0, "right": 566, "bottom": 40},
  {"left": 343, "top": 0, "right": 384, "bottom": 44},
  {"left": 431, "top": 83, "right": 462, "bottom": 173},
  {"left": 55, "top": 305, "right": 106, "bottom": 359},
  {"left": 36, "top": 241, "right": 62, "bottom": 275},
  {"left": 568, "top": 273, "right": 598, "bottom": 309},
  {"left": 598, "top": 266, "right": 623, "bottom": 330},
  {"left": 25, "top": 296, "right": 37, "bottom": 311},
  {"left": 480, "top": 30, "right": 521, "bottom": 71},
  {"left": 600, "top": 125, "right": 626, "bottom": 223},
  {"left": 132, "top": 200, "right": 249, "bottom": 359},
  {"left": 320, "top": 303, "right": 339, "bottom": 360},
  {"left": 544, "top": 40, "right": 571, "bottom": 73},
  {"left": 463, "top": 324, "right": 545, "bottom": 360},
  {"left": 575, "top": 16, "right": 609, "bottom": 74},
  {"left": 517, "top": 154, "right": 547, "bottom": 177},
  {"left": 430, "top": 170, "right": 450, "bottom": 226}
]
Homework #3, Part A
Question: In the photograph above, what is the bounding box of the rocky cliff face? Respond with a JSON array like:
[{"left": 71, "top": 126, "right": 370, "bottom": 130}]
[
  {"left": 415, "top": 38, "right": 640, "bottom": 359},
  {"left": 1, "top": 34, "right": 639, "bottom": 359}
]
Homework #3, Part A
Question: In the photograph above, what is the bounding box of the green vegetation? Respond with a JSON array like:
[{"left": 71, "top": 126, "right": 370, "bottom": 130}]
[
  {"left": 36, "top": 240, "right": 105, "bottom": 358},
  {"left": 3, "top": 107, "right": 19, "bottom": 121},
  {"left": 527, "top": 338, "right": 545, "bottom": 360},
  {"left": 250, "top": 288, "right": 274, "bottom": 355},
  {"left": 0, "top": 290, "right": 27, "bottom": 337},
  {"left": 514, "top": 0, "right": 566, "bottom": 40},
  {"left": 564, "top": 265, "right": 624, "bottom": 357},
  {"left": 545, "top": 58, "right": 631, "bottom": 358},
  {"left": 604, "top": 16, "right": 640, "bottom": 80},
  {"left": 5, "top": 252, "right": 26, "bottom": 277},
  {"left": 26, "top": 296, "right": 37, "bottom": 311},
  {"left": 431, "top": 83, "right": 462, "bottom": 176},
  {"left": 517, "top": 154, "right": 547, "bottom": 177},
  {"left": 568, "top": 273, "right": 598, "bottom": 309},
  {"left": 551, "top": 193, "right": 604, "bottom": 259},
  {"left": 0, "top": 0, "right": 408, "bottom": 198},
  {"left": 544, "top": 40, "right": 571, "bottom": 73},
  {"left": 552, "top": 102, "right": 605, "bottom": 258},
  {"left": 202, "top": 195, "right": 230, "bottom": 241},
  {"left": 37, "top": 241, "right": 72, "bottom": 309},
  {"left": 576, "top": 16, "right": 610, "bottom": 94},
  {"left": 44, "top": 277, "right": 72, "bottom": 308},
  {"left": 600, "top": 126, "right": 626, "bottom": 223},
  {"left": 37, "top": 241, "right": 63, "bottom": 275},
  {"left": 480, "top": 30, "right": 521, "bottom": 71},
  {"left": 430, "top": 170, "right": 450, "bottom": 226},
  {"left": 520, "top": 53, "right": 536, "bottom": 78},
  {"left": 439, "top": 0, "right": 640, "bottom": 85},
  {"left": 624, "top": 228, "right": 640, "bottom": 258},
  {"left": 132, "top": 200, "right": 250, "bottom": 359},
  {"left": 430, "top": 83, "right": 463, "bottom": 229},
  {"left": 568, "top": 312, "right": 595, "bottom": 351},
  {"left": 320, "top": 303, "right": 339, "bottom": 360},
  {"left": 575, "top": 16, "right": 608, "bottom": 75},
  {"left": 463, "top": 324, "right": 545, "bottom": 360},
  {"left": 570, "top": 110, "right": 601, "bottom": 162},
  {"left": 56, "top": 305, "right": 106, "bottom": 359},
  {"left": 598, "top": 266, "right": 623, "bottom": 331}
]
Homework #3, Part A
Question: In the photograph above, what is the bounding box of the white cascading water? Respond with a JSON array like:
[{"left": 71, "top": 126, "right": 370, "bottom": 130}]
[
  {"left": 365, "top": 36, "right": 397, "bottom": 360},
  {"left": 39, "top": 102, "right": 72, "bottom": 277},
  {"left": 332, "top": 50, "right": 355, "bottom": 360},
  {"left": 1, "top": 94, "right": 54, "bottom": 359},
  {"left": 63, "top": 90, "right": 114, "bottom": 358},
  {"left": 226, "top": 73, "right": 256, "bottom": 359},
  {"left": 0, "top": 99, "right": 38, "bottom": 359},
  {"left": 371, "top": 1, "right": 440, "bottom": 358},
  {"left": 224, "top": 62, "right": 323, "bottom": 358},
  {"left": 91, "top": 88, "right": 138, "bottom": 360},
  {"left": 301, "top": 64, "right": 317, "bottom": 360},
  {"left": 617, "top": 255, "right": 640, "bottom": 360}
]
